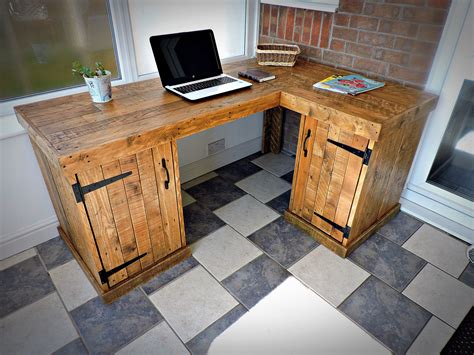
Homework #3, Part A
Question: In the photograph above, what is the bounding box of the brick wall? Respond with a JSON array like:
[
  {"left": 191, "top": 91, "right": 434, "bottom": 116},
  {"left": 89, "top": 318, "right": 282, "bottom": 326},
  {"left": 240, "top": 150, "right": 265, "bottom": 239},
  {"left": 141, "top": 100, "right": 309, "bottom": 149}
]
[{"left": 259, "top": 0, "right": 451, "bottom": 88}]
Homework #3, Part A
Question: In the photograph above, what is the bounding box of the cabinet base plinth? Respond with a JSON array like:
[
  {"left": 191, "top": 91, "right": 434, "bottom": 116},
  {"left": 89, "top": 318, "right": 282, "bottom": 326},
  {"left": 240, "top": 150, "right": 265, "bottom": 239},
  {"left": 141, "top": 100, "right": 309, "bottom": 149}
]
[
  {"left": 58, "top": 227, "right": 191, "bottom": 303},
  {"left": 284, "top": 204, "right": 400, "bottom": 257}
]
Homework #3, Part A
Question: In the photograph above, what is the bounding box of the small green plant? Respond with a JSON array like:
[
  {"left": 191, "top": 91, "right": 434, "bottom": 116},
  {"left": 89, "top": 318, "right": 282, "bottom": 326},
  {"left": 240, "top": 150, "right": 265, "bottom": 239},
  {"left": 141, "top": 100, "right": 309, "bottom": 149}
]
[{"left": 72, "top": 61, "right": 108, "bottom": 78}]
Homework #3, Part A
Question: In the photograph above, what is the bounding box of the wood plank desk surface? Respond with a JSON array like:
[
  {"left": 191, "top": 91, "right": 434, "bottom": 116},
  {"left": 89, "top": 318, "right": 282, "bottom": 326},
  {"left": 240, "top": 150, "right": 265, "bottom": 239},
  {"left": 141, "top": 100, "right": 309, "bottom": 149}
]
[{"left": 15, "top": 59, "right": 437, "bottom": 178}]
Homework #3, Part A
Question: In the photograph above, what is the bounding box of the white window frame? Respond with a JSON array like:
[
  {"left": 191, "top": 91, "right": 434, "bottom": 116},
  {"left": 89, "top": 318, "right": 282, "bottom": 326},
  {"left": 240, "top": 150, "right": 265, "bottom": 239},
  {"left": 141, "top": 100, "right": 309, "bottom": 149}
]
[
  {"left": 261, "top": 0, "right": 339, "bottom": 13},
  {"left": 0, "top": 0, "right": 259, "bottom": 119}
]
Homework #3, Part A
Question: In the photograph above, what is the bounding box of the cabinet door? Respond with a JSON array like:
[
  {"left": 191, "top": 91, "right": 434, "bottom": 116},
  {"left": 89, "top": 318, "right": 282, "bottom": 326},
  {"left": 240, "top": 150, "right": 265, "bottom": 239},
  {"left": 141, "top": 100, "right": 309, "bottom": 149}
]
[
  {"left": 75, "top": 141, "right": 183, "bottom": 287},
  {"left": 290, "top": 116, "right": 369, "bottom": 242}
]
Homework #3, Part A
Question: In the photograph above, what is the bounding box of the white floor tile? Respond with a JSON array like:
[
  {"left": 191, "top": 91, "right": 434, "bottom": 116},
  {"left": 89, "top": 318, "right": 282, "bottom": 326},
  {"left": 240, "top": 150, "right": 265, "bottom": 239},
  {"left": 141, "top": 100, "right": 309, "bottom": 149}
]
[
  {"left": 49, "top": 260, "right": 97, "bottom": 311},
  {"left": 403, "top": 264, "right": 473, "bottom": 328},
  {"left": 0, "top": 293, "right": 78, "bottom": 354},
  {"left": 0, "top": 248, "right": 37, "bottom": 271},
  {"left": 182, "top": 172, "right": 218, "bottom": 190},
  {"left": 289, "top": 246, "right": 370, "bottom": 307},
  {"left": 149, "top": 266, "right": 238, "bottom": 342},
  {"left": 116, "top": 321, "right": 189, "bottom": 355},
  {"left": 209, "top": 277, "right": 389, "bottom": 354},
  {"left": 191, "top": 225, "right": 262, "bottom": 280},
  {"left": 236, "top": 170, "right": 291, "bottom": 203},
  {"left": 251, "top": 153, "right": 295, "bottom": 177},
  {"left": 406, "top": 317, "right": 455, "bottom": 355},
  {"left": 182, "top": 190, "right": 196, "bottom": 207},
  {"left": 214, "top": 195, "right": 280, "bottom": 237},
  {"left": 403, "top": 224, "right": 469, "bottom": 277}
]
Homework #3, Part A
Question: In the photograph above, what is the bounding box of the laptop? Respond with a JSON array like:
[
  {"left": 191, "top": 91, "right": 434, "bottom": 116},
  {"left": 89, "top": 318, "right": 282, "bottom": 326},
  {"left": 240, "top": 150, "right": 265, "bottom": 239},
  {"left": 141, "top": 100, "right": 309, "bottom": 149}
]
[{"left": 150, "top": 29, "right": 252, "bottom": 101}]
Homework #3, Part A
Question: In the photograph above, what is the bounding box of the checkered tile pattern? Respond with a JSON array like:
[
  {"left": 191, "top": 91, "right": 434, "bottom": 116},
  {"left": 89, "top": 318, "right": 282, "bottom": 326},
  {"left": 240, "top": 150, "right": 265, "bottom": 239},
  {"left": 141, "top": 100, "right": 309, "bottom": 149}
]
[{"left": 1, "top": 152, "right": 472, "bottom": 354}]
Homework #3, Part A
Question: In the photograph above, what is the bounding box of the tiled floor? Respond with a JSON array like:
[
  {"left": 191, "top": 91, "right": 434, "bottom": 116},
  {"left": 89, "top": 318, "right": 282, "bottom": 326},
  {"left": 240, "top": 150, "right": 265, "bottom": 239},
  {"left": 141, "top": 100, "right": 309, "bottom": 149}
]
[{"left": 1, "top": 152, "right": 472, "bottom": 354}]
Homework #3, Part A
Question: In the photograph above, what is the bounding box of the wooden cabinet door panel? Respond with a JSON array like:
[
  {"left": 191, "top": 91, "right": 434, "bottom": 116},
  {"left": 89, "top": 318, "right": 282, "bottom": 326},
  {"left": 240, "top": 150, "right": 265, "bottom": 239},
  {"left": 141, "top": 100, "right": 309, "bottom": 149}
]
[{"left": 76, "top": 142, "right": 183, "bottom": 287}]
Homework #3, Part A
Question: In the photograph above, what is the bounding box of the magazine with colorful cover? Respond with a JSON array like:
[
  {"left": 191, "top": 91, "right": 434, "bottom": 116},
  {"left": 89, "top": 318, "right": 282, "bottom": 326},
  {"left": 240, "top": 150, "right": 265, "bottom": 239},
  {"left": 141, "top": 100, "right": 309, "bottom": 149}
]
[{"left": 313, "top": 74, "right": 384, "bottom": 95}]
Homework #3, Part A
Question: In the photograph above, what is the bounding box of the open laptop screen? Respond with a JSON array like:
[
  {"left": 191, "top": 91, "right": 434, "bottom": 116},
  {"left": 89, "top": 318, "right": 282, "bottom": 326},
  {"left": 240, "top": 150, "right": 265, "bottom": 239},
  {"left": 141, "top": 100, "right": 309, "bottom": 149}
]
[{"left": 150, "top": 29, "right": 223, "bottom": 87}]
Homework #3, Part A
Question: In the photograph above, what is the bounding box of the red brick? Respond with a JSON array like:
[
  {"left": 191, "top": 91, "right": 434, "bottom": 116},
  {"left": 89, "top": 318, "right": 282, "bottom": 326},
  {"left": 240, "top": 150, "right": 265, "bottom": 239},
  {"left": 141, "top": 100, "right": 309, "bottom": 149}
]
[
  {"left": 346, "top": 42, "right": 373, "bottom": 58},
  {"left": 293, "top": 8, "right": 305, "bottom": 42},
  {"left": 323, "top": 50, "right": 354, "bottom": 67},
  {"left": 302, "top": 10, "right": 313, "bottom": 44},
  {"left": 270, "top": 6, "right": 278, "bottom": 37},
  {"left": 417, "top": 24, "right": 443, "bottom": 42},
  {"left": 379, "top": 20, "right": 418, "bottom": 37},
  {"left": 427, "top": 0, "right": 451, "bottom": 9},
  {"left": 330, "top": 39, "right": 345, "bottom": 51},
  {"left": 409, "top": 54, "right": 434, "bottom": 71},
  {"left": 285, "top": 7, "right": 295, "bottom": 41},
  {"left": 332, "top": 26, "right": 358, "bottom": 42},
  {"left": 311, "top": 12, "right": 322, "bottom": 47},
  {"left": 358, "top": 32, "right": 395, "bottom": 48},
  {"left": 353, "top": 58, "right": 388, "bottom": 75},
  {"left": 364, "top": 3, "right": 402, "bottom": 19},
  {"left": 261, "top": 4, "right": 271, "bottom": 36},
  {"left": 339, "top": 0, "right": 364, "bottom": 14},
  {"left": 335, "top": 13, "right": 350, "bottom": 26},
  {"left": 386, "top": 0, "right": 425, "bottom": 5},
  {"left": 374, "top": 48, "right": 409, "bottom": 65},
  {"left": 388, "top": 65, "right": 429, "bottom": 84},
  {"left": 259, "top": 35, "right": 274, "bottom": 44},
  {"left": 350, "top": 15, "right": 379, "bottom": 31},
  {"left": 299, "top": 45, "right": 322, "bottom": 60},
  {"left": 402, "top": 7, "right": 447, "bottom": 25},
  {"left": 320, "top": 13, "right": 333, "bottom": 48},
  {"left": 277, "top": 7, "right": 287, "bottom": 39},
  {"left": 394, "top": 38, "right": 437, "bottom": 55}
]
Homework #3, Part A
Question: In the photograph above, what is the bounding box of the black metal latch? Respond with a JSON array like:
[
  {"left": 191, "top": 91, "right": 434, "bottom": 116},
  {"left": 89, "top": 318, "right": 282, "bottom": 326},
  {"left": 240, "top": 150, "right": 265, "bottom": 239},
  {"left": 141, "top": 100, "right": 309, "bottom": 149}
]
[
  {"left": 98, "top": 253, "right": 147, "bottom": 284},
  {"left": 314, "top": 213, "right": 351, "bottom": 239},
  {"left": 72, "top": 171, "right": 132, "bottom": 203},
  {"left": 327, "top": 139, "right": 372, "bottom": 166}
]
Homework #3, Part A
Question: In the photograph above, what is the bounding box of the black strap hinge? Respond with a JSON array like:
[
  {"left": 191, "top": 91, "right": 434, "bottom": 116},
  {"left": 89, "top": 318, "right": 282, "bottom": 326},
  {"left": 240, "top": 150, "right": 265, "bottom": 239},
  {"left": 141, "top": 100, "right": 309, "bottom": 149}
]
[
  {"left": 98, "top": 253, "right": 147, "bottom": 284},
  {"left": 314, "top": 213, "right": 351, "bottom": 239},
  {"left": 327, "top": 139, "right": 372, "bottom": 166},
  {"left": 72, "top": 171, "right": 132, "bottom": 203}
]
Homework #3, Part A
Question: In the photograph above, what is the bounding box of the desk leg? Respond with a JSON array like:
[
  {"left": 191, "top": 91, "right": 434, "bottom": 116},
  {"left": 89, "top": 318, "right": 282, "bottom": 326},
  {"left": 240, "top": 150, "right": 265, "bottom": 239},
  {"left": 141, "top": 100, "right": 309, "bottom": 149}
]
[{"left": 262, "top": 107, "right": 283, "bottom": 154}]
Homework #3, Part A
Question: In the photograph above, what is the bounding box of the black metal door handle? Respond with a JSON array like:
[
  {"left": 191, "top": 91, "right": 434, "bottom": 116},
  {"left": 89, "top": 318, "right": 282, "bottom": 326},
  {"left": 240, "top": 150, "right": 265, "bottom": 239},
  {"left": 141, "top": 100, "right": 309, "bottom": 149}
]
[
  {"left": 303, "top": 129, "right": 311, "bottom": 157},
  {"left": 162, "top": 158, "right": 170, "bottom": 189}
]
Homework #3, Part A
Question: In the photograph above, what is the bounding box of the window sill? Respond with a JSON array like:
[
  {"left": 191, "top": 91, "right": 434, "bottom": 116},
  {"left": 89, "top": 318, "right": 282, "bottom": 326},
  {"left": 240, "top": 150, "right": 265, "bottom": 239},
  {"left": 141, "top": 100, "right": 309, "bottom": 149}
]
[{"left": 260, "top": 0, "right": 338, "bottom": 13}]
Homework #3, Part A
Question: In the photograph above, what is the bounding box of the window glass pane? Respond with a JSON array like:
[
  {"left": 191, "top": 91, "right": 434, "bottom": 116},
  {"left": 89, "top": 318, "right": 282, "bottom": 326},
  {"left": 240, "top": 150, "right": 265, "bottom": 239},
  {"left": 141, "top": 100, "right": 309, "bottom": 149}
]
[
  {"left": 1, "top": 0, "right": 119, "bottom": 101},
  {"left": 129, "top": 0, "right": 246, "bottom": 76}
]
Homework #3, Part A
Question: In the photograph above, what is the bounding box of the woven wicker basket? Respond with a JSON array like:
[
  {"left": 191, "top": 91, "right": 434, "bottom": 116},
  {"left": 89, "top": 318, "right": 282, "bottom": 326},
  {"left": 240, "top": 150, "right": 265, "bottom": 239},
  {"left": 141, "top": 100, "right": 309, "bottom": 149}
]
[{"left": 256, "top": 44, "right": 301, "bottom": 67}]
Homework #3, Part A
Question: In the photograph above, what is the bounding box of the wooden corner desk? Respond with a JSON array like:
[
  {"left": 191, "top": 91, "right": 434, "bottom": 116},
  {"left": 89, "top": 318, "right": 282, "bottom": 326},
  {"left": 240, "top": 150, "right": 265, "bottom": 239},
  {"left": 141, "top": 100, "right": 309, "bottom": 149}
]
[{"left": 15, "top": 59, "right": 437, "bottom": 302}]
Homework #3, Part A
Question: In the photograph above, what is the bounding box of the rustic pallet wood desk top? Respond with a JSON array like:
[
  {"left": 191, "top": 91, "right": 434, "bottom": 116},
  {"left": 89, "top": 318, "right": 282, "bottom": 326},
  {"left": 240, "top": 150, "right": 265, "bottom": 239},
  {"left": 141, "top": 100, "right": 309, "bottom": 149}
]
[{"left": 16, "top": 59, "right": 437, "bottom": 180}]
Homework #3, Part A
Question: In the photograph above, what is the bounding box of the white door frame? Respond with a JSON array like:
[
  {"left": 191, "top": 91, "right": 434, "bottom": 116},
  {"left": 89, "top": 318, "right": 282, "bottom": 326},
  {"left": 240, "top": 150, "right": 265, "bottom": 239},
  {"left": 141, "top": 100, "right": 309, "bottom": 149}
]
[{"left": 401, "top": 0, "right": 473, "bottom": 243}]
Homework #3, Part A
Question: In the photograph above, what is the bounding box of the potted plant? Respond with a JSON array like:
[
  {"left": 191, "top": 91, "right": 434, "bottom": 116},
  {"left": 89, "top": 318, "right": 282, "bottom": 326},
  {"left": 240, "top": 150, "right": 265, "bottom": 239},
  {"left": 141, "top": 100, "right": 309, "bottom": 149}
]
[{"left": 72, "top": 61, "right": 112, "bottom": 103}]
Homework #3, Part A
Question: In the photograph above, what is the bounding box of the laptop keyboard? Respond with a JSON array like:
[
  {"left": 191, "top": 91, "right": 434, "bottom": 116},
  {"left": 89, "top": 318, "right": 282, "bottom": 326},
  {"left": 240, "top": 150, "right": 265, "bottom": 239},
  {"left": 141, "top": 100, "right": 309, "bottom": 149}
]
[{"left": 174, "top": 76, "right": 237, "bottom": 94}]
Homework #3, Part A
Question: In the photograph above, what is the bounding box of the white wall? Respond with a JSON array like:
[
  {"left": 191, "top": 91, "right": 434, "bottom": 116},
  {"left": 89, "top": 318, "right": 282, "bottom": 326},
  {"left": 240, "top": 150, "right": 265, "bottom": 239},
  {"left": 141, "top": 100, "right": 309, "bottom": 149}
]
[{"left": 0, "top": 110, "right": 262, "bottom": 259}]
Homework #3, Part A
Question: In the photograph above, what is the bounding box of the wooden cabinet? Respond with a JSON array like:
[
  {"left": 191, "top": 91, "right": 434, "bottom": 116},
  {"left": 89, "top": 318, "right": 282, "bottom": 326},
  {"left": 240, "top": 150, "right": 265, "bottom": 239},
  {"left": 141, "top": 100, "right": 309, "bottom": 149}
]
[
  {"left": 31, "top": 139, "right": 189, "bottom": 301},
  {"left": 287, "top": 111, "right": 428, "bottom": 257}
]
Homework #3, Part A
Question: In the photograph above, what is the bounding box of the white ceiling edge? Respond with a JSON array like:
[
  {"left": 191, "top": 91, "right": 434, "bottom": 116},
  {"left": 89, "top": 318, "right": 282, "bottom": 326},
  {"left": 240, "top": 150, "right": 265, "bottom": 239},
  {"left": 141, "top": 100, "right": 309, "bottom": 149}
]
[{"left": 260, "top": 0, "right": 338, "bottom": 13}]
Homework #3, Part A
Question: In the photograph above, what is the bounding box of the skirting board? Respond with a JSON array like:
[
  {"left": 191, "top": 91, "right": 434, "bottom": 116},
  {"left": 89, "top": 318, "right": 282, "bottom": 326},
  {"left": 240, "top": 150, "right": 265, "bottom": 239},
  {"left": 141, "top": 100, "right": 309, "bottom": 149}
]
[
  {"left": 0, "top": 216, "right": 58, "bottom": 260},
  {"left": 0, "top": 137, "right": 262, "bottom": 260},
  {"left": 179, "top": 136, "right": 261, "bottom": 183}
]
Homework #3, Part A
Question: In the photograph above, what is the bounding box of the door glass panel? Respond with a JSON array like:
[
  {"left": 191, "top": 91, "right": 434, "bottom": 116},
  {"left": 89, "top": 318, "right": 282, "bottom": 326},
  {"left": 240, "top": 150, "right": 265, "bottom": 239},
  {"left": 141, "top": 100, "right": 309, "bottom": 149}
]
[{"left": 427, "top": 79, "right": 474, "bottom": 201}]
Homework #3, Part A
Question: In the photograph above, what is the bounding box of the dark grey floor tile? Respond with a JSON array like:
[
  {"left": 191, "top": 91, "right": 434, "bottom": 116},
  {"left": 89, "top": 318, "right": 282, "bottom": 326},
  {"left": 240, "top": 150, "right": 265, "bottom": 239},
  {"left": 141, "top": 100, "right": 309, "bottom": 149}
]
[
  {"left": 349, "top": 233, "right": 426, "bottom": 291},
  {"left": 0, "top": 256, "right": 55, "bottom": 317},
  {"left": 216, "top": 155, "right": 262, "bottom": 183},
  {"left": 222, "top": 254, "right": 289, "bottom": 309},
  {"left": 248, "top": 217, "right": 318, "bottom": 268},
  {"left": 53, "top": 338, "right": 88, "bottom": 355},
  {"left": 378, "top": 212, "right": 423, "bottom": 245},
  {"left": 281, "top": 171, "right": 294, "bottom": 183},
  {"left": 266, "top": 190, "right": 291, "bottom": 215},
  {"left": 339, "top": 276, "right": 431, "bottom": 354},
  {"left": 459, "top": 263, "right": 474, "bottom": 288},
  {"left": 142, "top": 256, "right": 199, "bottom": 294},
  {"left": 186, "top": 176, "right": 246, "bottom": 211},
  {"left": 183, "top": 202, "right": 226, "bottom": 244},
  {"left": 186, "top": 305, "right": 247, "bottom": 355},
  {"left": 70, "top": 289, "right": 162, "bottom": 354},
  {"left": 36, "top": 236, "right": 74, "bottom": 270}
]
